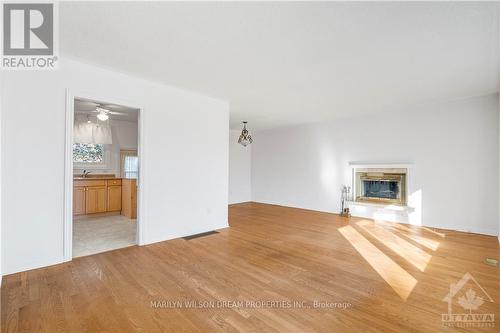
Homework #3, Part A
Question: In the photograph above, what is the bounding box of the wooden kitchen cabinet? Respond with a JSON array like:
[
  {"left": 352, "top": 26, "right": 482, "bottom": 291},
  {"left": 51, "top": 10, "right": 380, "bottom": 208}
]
[
  {"left": 73, "top": 186, "right": 86, "bottom": 215},
  {"left": 121, "top": 179, "right": 137, "bottom": 219},
  {"left": 73, "top": 178, "right": 122, "bottom": 215},
  {"left": 85, "top": 185, "right": 107, "bottom": 214},
  {"left": 107, "top": 185, "right": 122, "bottom": 212}
]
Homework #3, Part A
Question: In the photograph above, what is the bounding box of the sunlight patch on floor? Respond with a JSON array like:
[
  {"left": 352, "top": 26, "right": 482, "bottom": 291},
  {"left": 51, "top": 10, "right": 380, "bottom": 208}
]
[
  {"left": 422, "top": 227, "right": 446, "bottom": 238},
  {"left": 357, "top": 220, "right": 432, "bottom": 272},
  {"left": 394, "top": 230, "right": 440, "bottom": 251},
  {"left": 339, "top": 225, "right": 417, "bottom": 300}
]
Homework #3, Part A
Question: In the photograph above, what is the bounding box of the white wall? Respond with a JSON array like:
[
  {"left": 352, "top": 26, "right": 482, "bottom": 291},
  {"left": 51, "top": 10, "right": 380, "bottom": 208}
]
[
  {"left": 229, "top": 129, "right": 252, "bottom": 204},
  {"left": 252, "top": 94, "right": 499, "bottom": 236},
  {"left": 73, "top": 119, "right": 138, "bottom": 177},
  {"left": 1, "top": 58, "right": 229, "bottom": 274},
  {"left": 0, "top": 90, "right": 2, "bottom": 283}
]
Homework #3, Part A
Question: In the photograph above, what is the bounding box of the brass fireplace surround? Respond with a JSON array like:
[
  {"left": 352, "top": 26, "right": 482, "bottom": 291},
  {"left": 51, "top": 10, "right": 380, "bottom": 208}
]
[{"left": 355, "top": 169, "right": 407, "bottom": 206}]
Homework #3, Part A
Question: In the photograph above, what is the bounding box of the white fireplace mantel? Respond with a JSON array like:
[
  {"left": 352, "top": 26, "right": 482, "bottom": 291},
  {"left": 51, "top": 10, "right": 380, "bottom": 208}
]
[
  {"left": 346, "top": 162, "right": 417, "bottom": 224},
  {"left": 348, "top": 162, "right": 413, "bottom": 170}
]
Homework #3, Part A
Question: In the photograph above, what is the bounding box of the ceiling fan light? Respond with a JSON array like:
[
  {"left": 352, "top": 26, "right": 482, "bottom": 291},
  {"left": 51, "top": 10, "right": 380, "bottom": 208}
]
[
  {"left": 95, "top": 107, "right": 110, "bottom": 121},
  {"left": 97, "top": 112, "right": 109, "bottom": 121},
  {"left": 97, "top": 113, "right": 109, "bottom": 121}
]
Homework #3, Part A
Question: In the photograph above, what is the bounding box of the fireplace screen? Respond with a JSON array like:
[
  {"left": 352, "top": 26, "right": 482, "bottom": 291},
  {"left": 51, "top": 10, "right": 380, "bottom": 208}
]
[
  {"left": 355, "top": 170, "right": 407, "bottom": 205},
  {"left": 363, "top": 180, "right": 399, "bottom": 199}
]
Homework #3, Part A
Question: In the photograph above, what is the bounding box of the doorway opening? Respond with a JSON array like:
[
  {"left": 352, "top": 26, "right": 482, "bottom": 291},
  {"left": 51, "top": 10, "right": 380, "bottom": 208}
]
[{"left": 65, "top": 94, "right": 142, "bottom": 259}]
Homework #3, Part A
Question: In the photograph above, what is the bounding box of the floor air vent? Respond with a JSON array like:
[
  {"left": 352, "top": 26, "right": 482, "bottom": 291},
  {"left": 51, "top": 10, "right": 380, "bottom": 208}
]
[
  {"left": 484, "top": 258, "right": 499, "bottom": 267},
  {"left": 183, "top": 231, "right": 219, "bottom": 240}
]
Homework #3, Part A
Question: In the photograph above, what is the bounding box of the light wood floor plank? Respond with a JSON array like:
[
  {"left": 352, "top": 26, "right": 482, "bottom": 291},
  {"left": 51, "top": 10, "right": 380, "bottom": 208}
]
[{"left": 2, "top": 202, "right": 499, "bottom": 332}]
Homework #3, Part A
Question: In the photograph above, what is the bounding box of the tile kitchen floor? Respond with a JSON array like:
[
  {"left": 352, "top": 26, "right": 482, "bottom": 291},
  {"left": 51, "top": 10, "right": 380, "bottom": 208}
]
[{"left": 73, "top": 214, "right": 136, "bottom": 258}]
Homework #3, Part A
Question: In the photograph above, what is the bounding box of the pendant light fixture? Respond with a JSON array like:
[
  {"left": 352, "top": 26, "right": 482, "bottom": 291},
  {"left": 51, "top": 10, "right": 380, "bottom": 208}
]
[{"left": 238, "top": 121, "right": 253, "bottom": 147}]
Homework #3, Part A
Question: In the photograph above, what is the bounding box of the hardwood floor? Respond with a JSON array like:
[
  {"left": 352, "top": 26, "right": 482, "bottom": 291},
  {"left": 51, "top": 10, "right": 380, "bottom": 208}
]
[{"left": 2, "top": 202, "right": 499, "bottom": 332}]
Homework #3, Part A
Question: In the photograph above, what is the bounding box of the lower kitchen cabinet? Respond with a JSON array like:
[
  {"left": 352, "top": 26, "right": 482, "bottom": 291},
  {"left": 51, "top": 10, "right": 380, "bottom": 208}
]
[
  {"left": 85, "top": 186, "right": 107, "bottom": 214},
  {"left": 73, "top": 186, "right": 86, "bottom": 215},
  {"left": 107, "top": 185, "right": 122, "bottom": 212},
  {"left": 73, "top": 178, "right": 122, "bottom": 215}
]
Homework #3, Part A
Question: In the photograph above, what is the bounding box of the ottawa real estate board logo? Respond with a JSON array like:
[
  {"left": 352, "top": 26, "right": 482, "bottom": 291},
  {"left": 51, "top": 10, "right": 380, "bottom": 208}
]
[
  {"left": 1, "top": 2, "right": 58, "bottom": 69},
  {"left": 442, "top": 272, "right": 495, "bottom": 328}
]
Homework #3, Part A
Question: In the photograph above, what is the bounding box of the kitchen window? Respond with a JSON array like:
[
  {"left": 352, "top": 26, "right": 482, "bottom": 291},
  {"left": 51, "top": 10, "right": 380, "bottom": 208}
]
[
  {"left": 73, "top": 143, "right": 104, "bottom": 164},
  {"left": 121, "top": 150, "right": 138, "bottom": 179}
]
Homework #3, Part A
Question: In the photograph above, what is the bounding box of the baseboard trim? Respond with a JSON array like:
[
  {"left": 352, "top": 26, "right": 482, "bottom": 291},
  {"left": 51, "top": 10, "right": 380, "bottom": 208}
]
[
  {"left": 236, "top": 201, "right": 335, "bottom": 215},
  {"left": 229, "top": 201, "right": 252, "bottom": 206}
]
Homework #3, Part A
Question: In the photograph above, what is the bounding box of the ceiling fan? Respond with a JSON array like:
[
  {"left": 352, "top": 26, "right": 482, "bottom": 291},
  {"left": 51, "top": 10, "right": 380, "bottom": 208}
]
[{"left": 88, "top": 103, "right": 128, "bottom": 121}]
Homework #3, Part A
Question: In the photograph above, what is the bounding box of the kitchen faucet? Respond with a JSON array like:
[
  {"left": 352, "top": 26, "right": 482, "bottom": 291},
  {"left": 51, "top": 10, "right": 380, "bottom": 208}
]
[{"left": 82, "top": 170, "right": 92, "bottom": 178}]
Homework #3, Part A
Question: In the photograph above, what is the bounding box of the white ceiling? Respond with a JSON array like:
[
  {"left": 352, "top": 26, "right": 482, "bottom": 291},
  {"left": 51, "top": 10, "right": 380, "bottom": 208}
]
[
  {"left": 61, "top": 2, "right": 498, "bottom": 130},
  {"left": 74, "top": 98, "right": 138, "bottom": 122}
]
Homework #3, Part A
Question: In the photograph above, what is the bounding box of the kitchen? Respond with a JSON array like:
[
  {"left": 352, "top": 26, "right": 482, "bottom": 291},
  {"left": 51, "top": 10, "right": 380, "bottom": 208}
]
[{"left": 72, "top": 98, "right": 139, "bottom": 257}]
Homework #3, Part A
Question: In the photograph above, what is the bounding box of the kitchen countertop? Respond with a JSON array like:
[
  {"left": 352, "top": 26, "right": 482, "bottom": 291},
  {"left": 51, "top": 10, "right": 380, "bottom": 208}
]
[{"left": 74, "top": 177, "right": 122, "bottom": 180}]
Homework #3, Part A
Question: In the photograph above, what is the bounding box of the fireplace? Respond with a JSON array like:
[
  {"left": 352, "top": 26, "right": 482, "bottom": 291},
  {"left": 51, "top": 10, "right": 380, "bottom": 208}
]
[{"left": 355, "top": 168, "right": 407, "bottom": 206}]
